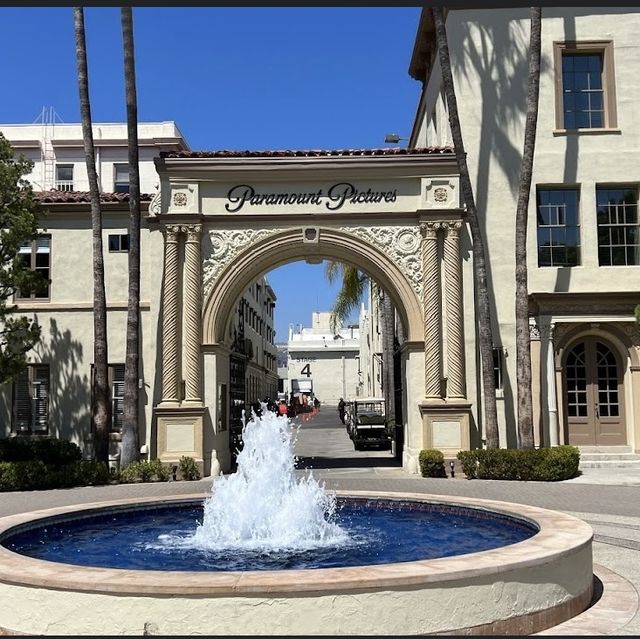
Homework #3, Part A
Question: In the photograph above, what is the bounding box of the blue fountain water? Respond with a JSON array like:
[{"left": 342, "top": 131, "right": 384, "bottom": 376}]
[{"left": 2, "top": 409, "right": 536, "bottom": 571}]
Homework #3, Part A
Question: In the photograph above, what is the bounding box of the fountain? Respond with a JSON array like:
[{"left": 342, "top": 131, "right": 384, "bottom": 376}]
[{"left": 0, "top": 408, "right": 594, "bottom": 635}]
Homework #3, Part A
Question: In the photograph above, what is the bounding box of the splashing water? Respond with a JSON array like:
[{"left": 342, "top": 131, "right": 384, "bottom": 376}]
[{"left": 189, "top": 405, "right": 349, "bottom": 552}]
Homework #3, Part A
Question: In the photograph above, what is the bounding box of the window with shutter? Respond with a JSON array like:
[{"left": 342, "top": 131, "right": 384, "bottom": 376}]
[
  {"left": 12, "top": 365, "right": 49, "bottom": 433},
  {"left": 111, "top": 364, "right": 125, "bottom": 432}
]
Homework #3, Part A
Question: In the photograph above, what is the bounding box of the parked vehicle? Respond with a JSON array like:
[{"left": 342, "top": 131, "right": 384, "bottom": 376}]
[{"left": 348, "top": 397, "right": 391, "bottom": 451}]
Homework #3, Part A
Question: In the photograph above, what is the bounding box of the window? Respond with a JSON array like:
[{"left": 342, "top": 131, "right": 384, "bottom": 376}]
[
  {"left": 12, "top": 365, "right": 49, "bottom": 433},
  {"left": 113, "top": 163, "right": 129, "bottom": 193},
  {"left": 597, "top": 186, "right": 640, "bottom": 265},
  {"left": 536, "top": 188, "right": 581, "bottom": 266},
  {"left": 110, "top": 365, "right": 125, "bottom": 432},
  {"left": 554, "top": 41, "right": 617, "bottom": 130},
  {"left": 17, "top": 236, "right": 50, "bottom": 299},
  {"left": 493, "top": 348, "right": 504, "bottom": 392},
  {"left": 108, "top": 234, "right": 130, "bottom": 252},
  {"left": 55, "top": 164, "right": 74, "bottom": 191}
]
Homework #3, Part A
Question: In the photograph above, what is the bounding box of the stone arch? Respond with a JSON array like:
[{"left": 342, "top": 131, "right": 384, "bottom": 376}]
[
  {"left": 555, "top": 323, "right": 639, "bottom": 370},
  {"left": 202, "top": 227, "right": 424, "bottom": 346}
]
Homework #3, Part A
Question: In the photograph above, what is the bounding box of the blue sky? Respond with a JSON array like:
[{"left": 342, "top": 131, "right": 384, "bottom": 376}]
[{"left": 0, "top": 7, "right": 422, "bottom": 341}]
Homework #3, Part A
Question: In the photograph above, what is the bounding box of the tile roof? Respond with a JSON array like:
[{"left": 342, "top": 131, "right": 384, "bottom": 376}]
[
  {"left": 35, "top": 191, "right": 153, "bottom": 204},
  {"left": 159, "top": 146, "right": 454, "bottom": 159}
]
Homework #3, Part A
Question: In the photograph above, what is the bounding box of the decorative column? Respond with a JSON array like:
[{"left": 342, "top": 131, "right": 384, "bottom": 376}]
[
  {"left": 443, "top": 221, "right": 465, "bottom": 399},
  {"left": 542, "top": 321, "right": 559, "bottom": 447},
  {"left": 183, "top": 224, "right": 203, "bottom": 405},
  {"left": 160, "top": 225, "right": 181, "bottom": 405},
  {"left": 420, "top": 221, "right": 443, "bottom": 400}
]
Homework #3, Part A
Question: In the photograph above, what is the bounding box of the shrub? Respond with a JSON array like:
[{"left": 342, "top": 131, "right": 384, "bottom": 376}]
[
  {"left": 120, "top": 459, "right": 170, "bottom": 483},
  {"left": 457, "top": 450, "right": 479, "bottom": 479},
  {"left": 533, "top": 445, "right": 580, "bottom": 481},
  {"left": 148, "top": 458, "right": 170, "bottom": 482},
  {"left": 75, "top": 461, "right": 111, "bottom": 486},
  {"left": 179, "top": 455, "right": 200, "bottom": 481},
  {"left": 418, "top": 449, "right": 447, "bottom": 478},
  {"left": 456, "top": 446, "right": 580, "bottom": 482}
]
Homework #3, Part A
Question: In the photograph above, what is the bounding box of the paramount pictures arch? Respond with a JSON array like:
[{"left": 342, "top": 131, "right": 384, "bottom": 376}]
[{"left": 151, "top": 150, "right": 474, "bottom": 474}]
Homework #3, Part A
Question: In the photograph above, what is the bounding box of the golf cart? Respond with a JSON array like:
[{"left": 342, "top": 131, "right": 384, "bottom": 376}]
[{"left": 349, "top": 397, "right": 391, "bottom": 451}]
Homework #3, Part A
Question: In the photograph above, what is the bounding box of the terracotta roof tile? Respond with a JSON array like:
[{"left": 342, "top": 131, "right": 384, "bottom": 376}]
[
  {"left": 35, "top": 191, "right": 152, "bottom": 204},
  {"left": 160, "top": 147, "right": 453, "bottom": 159}
]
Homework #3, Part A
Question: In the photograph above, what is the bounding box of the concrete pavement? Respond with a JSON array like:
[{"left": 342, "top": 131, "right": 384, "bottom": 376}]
[{"left": 0, "top": 407, "right": 638, "bottom": 634}]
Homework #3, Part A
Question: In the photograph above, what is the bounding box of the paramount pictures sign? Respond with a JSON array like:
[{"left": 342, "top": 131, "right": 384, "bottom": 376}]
[{"left": 225, "top": 182, "right": 398, "bottom": 212}]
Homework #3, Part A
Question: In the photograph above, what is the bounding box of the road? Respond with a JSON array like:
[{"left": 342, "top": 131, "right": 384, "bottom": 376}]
[{"left": 292, "top": 405, "right": 399, "bottom": 471}]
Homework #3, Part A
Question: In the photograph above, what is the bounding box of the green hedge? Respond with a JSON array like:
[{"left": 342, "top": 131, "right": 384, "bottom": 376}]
[
  {"left": 456, "top": 446, "right": 580, "bottom": 481},
  {"left": 419, "top": 449, "right": 447, "bottom": 478},
  {"left": 0, "top": 459, "right": 110, "bottom": 492},
  {"left": 0, "top": 437, "right": 82, "bottom": 465}
]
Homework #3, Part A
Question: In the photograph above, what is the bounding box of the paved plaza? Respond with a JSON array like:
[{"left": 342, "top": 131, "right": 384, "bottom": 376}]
[{"left": 0, "top": 407, "right": 638, "bottom": 635}]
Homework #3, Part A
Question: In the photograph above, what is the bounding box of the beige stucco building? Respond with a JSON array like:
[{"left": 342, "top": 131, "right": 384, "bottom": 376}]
[{"left": 409, "top": 8, "right": 640, "bottom": 456}]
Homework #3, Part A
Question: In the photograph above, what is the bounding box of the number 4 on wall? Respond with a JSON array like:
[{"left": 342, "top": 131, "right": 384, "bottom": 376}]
[{"left": 300, "top": 364, "right": 312, "bottom": 377}]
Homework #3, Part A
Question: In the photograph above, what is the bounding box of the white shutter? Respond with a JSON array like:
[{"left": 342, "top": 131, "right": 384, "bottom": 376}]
[{"left": 111, "top": 365, "right": 125, "bottom": 432}]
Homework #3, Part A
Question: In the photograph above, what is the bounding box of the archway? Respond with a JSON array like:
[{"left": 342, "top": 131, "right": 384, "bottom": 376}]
[{"left": 151, "top": 148, "right": 471, "bottom": 475}]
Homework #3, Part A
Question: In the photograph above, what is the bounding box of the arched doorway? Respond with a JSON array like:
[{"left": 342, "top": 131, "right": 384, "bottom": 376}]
[{"left": 564, "top": 337, "right": 626, "bottom": 446}]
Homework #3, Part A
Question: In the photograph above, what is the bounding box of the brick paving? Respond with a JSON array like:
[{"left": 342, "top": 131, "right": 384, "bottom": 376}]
[{"left": 0, "top": 408, "right": 638, "bottom": 634}]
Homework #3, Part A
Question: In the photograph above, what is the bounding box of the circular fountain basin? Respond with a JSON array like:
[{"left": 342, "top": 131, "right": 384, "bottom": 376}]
[{"left": 0, "top": 491, "right": 593, "bottom": 636}]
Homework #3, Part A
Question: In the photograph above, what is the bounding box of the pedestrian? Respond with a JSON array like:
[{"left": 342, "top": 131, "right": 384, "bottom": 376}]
[
  {"left": 278, "top": 400, "right": 288, "bottom": 416},
  {"left": 338, "top": 397, "right": 345, "bottom": 424}
]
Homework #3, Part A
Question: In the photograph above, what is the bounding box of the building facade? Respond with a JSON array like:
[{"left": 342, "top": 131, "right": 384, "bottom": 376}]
[
  {"left": 0, "top": 121, "right": 277, "bottom": 471},
  {"left": 408, "top": 8, "right": 640, "bottom": 454},
  {"left": 287, "top": 311, "right": 361, "bottom": 405}
]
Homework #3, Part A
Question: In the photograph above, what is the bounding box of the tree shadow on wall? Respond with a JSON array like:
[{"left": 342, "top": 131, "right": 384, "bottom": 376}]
[
  {"left": 37, "top": 317, "right": 91, "bottom": 447},
  {"left": 452, "top": 11, "right": 551, "bottom": 446}
]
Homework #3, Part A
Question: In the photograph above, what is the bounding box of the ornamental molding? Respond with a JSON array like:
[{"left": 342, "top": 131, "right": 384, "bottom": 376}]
[
  {"left": 340, "top": 225, "right": 422, "bottom": 297},
  {"left": 203, "top": 228, "right": 284, "bottom": 297},
  {"left": 618, "top": 322, "right": 640, "bottom": 346},
  {"left": 149, "top": 185, "right": 161, "bottom": 216}
]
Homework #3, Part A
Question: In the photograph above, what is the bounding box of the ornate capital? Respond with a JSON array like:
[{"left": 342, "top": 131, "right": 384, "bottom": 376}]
[
  {"left": 185, "top": 224, "right": 203, "bottom": 242},
  {"left": 163, "top": 225, "right": 182, "bottom": 242},
  {"left": 529, "top": 322, "right": 541, "bottom": 340},
  {"left": 442, "top": 220, "right": 463, "bottom": 239},
  {"left": 419, "top": 221, "right": 442, "bottom": 240}
]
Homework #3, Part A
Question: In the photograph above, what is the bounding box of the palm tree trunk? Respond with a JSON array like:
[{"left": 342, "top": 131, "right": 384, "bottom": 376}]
[
  {"left": 515, "top": 8, "right": 542, "bottom": 449},
  {"left": 120, "top": 6, "right": 141, "bottom": 467},
  {"left": 432, "top": 7, "right": 499, "bottom": 448},
  {"left": 381, "top": 290, "right": 396, "bottom": 422},
  {"left": 74, "top": 7, "right": 110, "bottom": 463}
]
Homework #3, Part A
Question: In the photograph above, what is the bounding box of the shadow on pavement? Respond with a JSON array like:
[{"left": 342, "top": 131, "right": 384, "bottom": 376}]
[{"left": 295, "top": 456, "right": 402, "bottom": 470}]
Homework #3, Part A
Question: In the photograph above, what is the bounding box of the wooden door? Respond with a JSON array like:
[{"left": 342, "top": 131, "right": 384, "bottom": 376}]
[{"left": 565, "top": 338, "right": 626, "bottom": 446}]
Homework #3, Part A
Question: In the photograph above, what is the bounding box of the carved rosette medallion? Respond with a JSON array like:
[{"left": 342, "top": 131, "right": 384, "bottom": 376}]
[
  {"left": 203, "top": 228, "right": 284, "bottom": 296},
  {"left": 340, "top": 225, "right": 423, "bottom": 297},
  {"left": 173, "top": 192, "right": 188, "bottom": 207},
  {"left": 434, "top": 187, "right": 448, "bottom": 203}
]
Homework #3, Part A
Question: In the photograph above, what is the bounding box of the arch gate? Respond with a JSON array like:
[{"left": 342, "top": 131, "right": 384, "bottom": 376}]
[{"left": 150, "top": 149, "right": 472, "bottom": 474}]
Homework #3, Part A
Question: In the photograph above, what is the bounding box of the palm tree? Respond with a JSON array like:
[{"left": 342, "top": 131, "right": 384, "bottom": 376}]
[
  {"left": 120, "top": 6, "right": 141, "bottom": 466},
  {"left": 432, "top": 8, "right": 499, "bottom": 448},
  {"left": 515, "top": 8, "right": 542, "bottom": 449},
  {"left": 325, "top": 262, "right": 396, "bottom": 421},
  {"left": 74, "top": 7, "right": 110, "bottom": 463}
]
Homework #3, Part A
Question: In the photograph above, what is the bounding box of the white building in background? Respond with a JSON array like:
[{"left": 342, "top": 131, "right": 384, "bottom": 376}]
[
  {"left": 287, "top": 312, "right": 361, "bottom": 405},
  {"left": 358, "top": 284, "right": 384, "bottom": 399},
  {"left": 0, "top": 119, "right": 188, "bottom": 193}
]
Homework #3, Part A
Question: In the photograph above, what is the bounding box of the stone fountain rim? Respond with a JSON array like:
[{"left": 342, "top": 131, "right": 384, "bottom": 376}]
[{"left": 0, "top": 490, "right": 593, "bottom": 596}]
